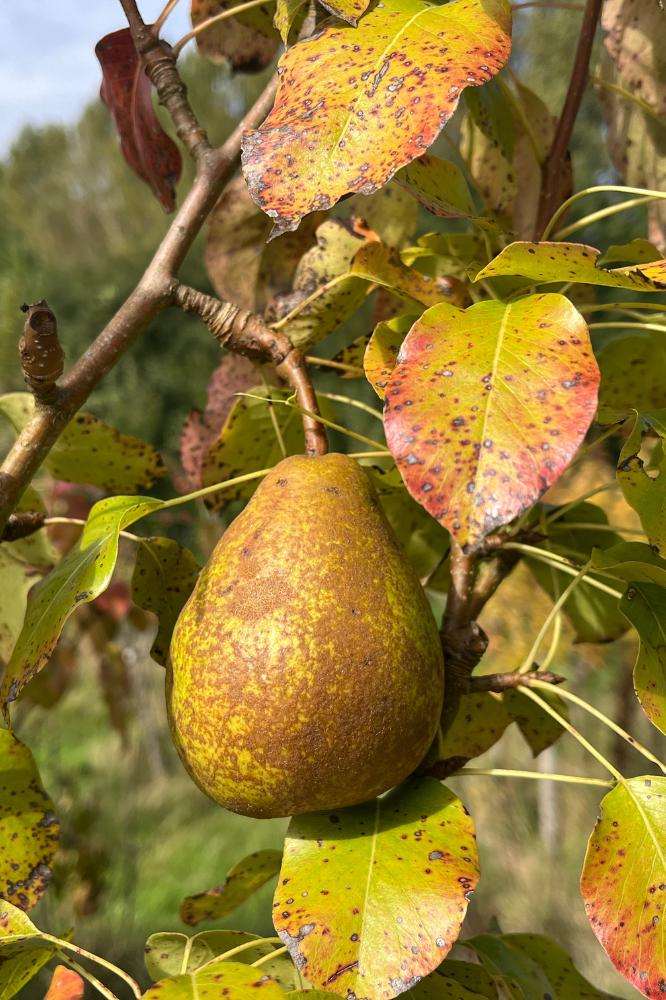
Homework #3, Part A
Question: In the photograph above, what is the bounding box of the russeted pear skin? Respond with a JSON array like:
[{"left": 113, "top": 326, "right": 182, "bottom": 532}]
[{"left": 168, "top": 453, "right": 444, "bottom": 818}]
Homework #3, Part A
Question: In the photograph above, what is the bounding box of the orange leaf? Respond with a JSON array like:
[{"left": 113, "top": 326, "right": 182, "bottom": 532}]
[{"left": 44, "top": 966, "right": 84, "bottom": 1000}]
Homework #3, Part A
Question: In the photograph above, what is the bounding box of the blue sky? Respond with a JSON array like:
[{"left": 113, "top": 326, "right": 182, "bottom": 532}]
[{"left": 0, "top": 1, "right": 192, "bottom": 152}]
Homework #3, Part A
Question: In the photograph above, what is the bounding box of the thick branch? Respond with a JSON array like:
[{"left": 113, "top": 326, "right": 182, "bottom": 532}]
[
  {"left": 1, "top": 511, "right": 46, "bottom": 542},
  {"left": 172, "top": 284, "right": 328, "bottom": 458},
  {"left": 469, "top": 670, "right": 565, "bottom": 692},
  {"left": 0, "top": 73, "right": 279, "bottom": 533},
  {"left": 533, "top": 0, "right": 603, "bottom": 238}
]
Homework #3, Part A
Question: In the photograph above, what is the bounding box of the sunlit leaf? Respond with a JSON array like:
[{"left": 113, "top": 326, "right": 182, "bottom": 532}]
[
  {"left": 142, "top": 959, "right": 286, "bottom": 1000},
  {"left": 0, "top": 394, "right": 165, "bottom": 493},
  {"left": 0, "top": 902, "right": 57, "bottom": 1000},
  {"left": 131, "top": 537, "right": 200, "bottom": 666},
  {"left": 242, "top": 0, "right": 512, "bottom": 236},
  {"left": 402, "top": 233, "right": 484, "bottom": 282},
  {"left": 383, "top": 294, "right": 599, "bottom": 550},
  {"left": 43, "top": 966, "right": 84, "bottom": 1000},
  {"left": 273, "top": 778, "right": 479, "bottom": 998},
  {"left": 581, "top": 776, "right": 666, "bottom": 998},
  {"left": 0, "top": 495, "right": 162, "bottom": 712},
  {"left": 620, "top": 583, "right": 666, "bottom": 735},
  {"left": 436, "top": 693, "right": 512, "bottom": 770},
  {"left": 95, "top": 28, "right": 182, "bottom": 210},
  {"left": 190, "top": 0, "right": 279, "bottom": 71},
  {"left": 275, "top": 0, "right": 309, "bottom": 44},
  {"left": 598, "top": 331, "right": 666, "bottom": 421},
  {"left": 475, "top": 242, "right": 666, "bottom": 291},
  {"left": 352, "top": 243, "right": 466, "bottom": 309},
  {"left": 0, "top": 731, "right": 59, "bottom": 910},
  {"left": 320, "top": 0, "right": 371, "bottom": 25},
  {"left": 181, "top": 849, "right": 283, "bottom": 926},
  {"left": 364, "top": 314, "right": 417, "bottom": 399},
  {"left": 617, "top": 410, "right": 666, "bottom": 553},
  {"left": 396, "top": 156, "right": 476, "bottom": 221},
  {"left": 597, "top": 240, "right": 663, "bottom": 267},
  {"left": 145, "top": 931, "right": 276, "bottom": 980}
]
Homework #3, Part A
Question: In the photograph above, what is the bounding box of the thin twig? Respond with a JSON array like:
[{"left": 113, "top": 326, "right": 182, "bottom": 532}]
[
  {"left": 172, "top": 0, "right": 276, "bottom": 56},
  {"left": 452, "top": 767, "right": 613, "bottom": 787},
  {"left": 469, "top": 669, "right": 565, "bottom": 692},
  {"left": 153, "top": 0, "right": 182, "bottom": 34}
]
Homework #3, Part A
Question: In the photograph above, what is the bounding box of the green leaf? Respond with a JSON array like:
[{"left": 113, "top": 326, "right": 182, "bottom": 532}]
[
  {"left": 0, "top": 731, "right": 59, "bottom": 910},
  {"left": 475, "top": 242, "right": 666, "bottom": 291},
  {"left": 199, "top": 387, "right": 305, "bottom": 512},
  {"left": 241, "top": 0, "right": 512, "bottom": 236},
  {"left": 502, "top": 688, "right": 567, "bottom": 757},
  {"left": 364, "top": 314, "right": 417, "bottom": 399},
  {"left": 0, "top": 393, "right": 165, "bottom": 493},
  {"left": 0, "top": 549, "right": 37, "bottom": 669},
  {"left": 405, "top": 973, "right": 488, "bottom": 999},
  {"left": 597, "top": 240, "right": 663, "bottom": 267},
  {"left": 142, "top": 959, "right": 286, "bottom": 1000},
  {"left": 383, "top": 295, "right": 600, "bottom": 550},
  {"left": 437, "top": 960, "right": 517, "bottom": 999},
  {"left": 273, "top": 778, "right": 479, "bottom": 997},
  {"left": 190, "top": 0, "right": 279, "bottom": 71},
  {"left": 145, "top": 931, "right": 276, "bottom": 981},
  {"left": 274, "top": 0, "right": 309, "bottom": 44},
  {"left": 436, "top": 692, "right": 513, "bottom": 766},
  {"left": 269, "top": 221, "right": 368, "bottom": 350},
  {"left": 501, "top": 933, "right": 623, "bottom": 999},
  {"left": 373, "top": 471, "right": 449, "bottom": 578},
  {"left": 580, "top": 776, "right": 666, "bottom": 998},
  {"left": 180, "top": 849, "right": 283, "bottom": 926},
  {"left": 352, "top": 242, "right": 465, "bottom": 309},
  {"left": 402, "top": 233, "right": 484, "bottom": 282},
  {"left": 598, "top": 331, "right": 666, "bottom": 421},
  {"left": 0, "top": 903, "right": 57, "bottom": 1000},
  {"left": 343, "top": 182, "right": 418, "bottom": 250},
  {"left": 396, "top": 156, "right": 476, "bottom": 221},
  {"left": 617, "top": 411, "right": 666, "bottom": 554},
  {"left": 0, "top": 495, "right": 162, "bottom": 712},
  {"left": 131, "top": 537, "right": 200, "bottom": 666},
  {"left": 463, "top": 937, "right": 553, "bottom": 1000},
  {"left": 620, "top": 583, "right": 666, "bottom": 735},
  {"left": 591, "top": 542, "right": 666, "bottom": 587},
  {"left": 463, "top": 80, "right": 514, "bottom": 158}
]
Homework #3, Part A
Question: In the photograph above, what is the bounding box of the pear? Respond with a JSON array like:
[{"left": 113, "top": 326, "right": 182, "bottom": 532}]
[{"left": 168, "top": 453, "right": 444, "bottom": 818}]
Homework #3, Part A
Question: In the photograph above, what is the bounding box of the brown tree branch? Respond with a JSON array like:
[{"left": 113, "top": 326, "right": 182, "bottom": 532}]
[
  {"left": 533, "top": 0, "right": 603, "bottom": 238},
  {"left": 172, "top": 284, "right": 328, "bottom": 457},
  {"left": 469, "top": 669, "right": 565, "bottom": 693},
  {"left": 0, "top": 511, "right": 46, "bottom": 542},
  {"left": 0, "top": 62, "right": 279, "bottom": 533}
]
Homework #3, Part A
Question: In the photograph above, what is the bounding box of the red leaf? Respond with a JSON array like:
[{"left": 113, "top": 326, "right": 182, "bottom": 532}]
[
  {"left": 44, "top": 966, "right": 84, "bottom": 1000},
  {"left": 95, "top": 28, "right": 182, "bottom": 212}
]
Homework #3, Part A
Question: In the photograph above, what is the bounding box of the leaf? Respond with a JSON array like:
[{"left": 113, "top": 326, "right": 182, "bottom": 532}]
[
  {"left": 598, "top": 331, "right": 666, "bottom": 421},
  {"left": 268, "top": 221, "right": 368, "bottom": 350},
  {"left": 241, "top": 0, "right": 512, "bottom": 236},
  {"left": 181, "top": 849, "right": 283, "bottom": 926},
  {"left": 617, "top": 411, "right": 666, "bottom": 554},
  {"left": 190, "top": 0, "right": 279, "bottom": 71},
  {"left": 367, "top": 466, "right": 449, "bottom": 578},
  {"left": 142, "top": 959, "right": 286, "bottom": 1000},
  {"left": 131, "top": 537, "right": 200, "bottom": 666},
  {"left": 273, "top": 778, "right": 479, "bottom": 999},
  {"left": 402, "top": 233, "right": 484, "bottom": 282},
  {"left": 620, "top": 583, "right": 666, "bottom": 735},
  {"left": 580, "top": 776, "right": 666, "bottom": 998},
  {"left": 437, "top": 960, "right": 516, "bottom": 1000},
  {"left": 395, "top": 156, "right": 476, "bottom": 221},
  {"left": 383, "top": 294, "right": 599, "bottom": 550},
  {"left": 463, "top": 937, "right": 553, "bottom": 1000},
  {"left": 436, "top": 693, "right": 512, "bottom": 768},
  {"left": 591, "top": 542, "right": 666, "bottom": 588},
  {"left": 364, "top": 314, "right": 417, "bottom": 399},
  {"left": 0, "top": 731, "right": 59, "bottom": 910},
  {"left": 145, "top": 931, "right": 276, "bottom": 980},
  {"left": 0, "top": 394, "right": 165, "bottom": 493},
  {"left": 319, "top": 0, "right": 371, "bottom": 26},
  {"left": 275, "top": 0, "right": 309, "bottom": 44},
  {"left": 0, "top": 903, "right": 57, "bottom": 1000},
  {"left": 351, "top": 243, "right": 467, "bottom": 309},
  {"left": 0, "top": 495, "right": 163, "bottom": 712},
  {"left": 95, "top": 28, "right": 182, "bottom": 211},
  {"left": 43, "top": 966, "right": 85, "bottom": 1000},
  {"left": 502, "top": 934, "right": 622, "bottom": 999},
  {"left": 597, "top": 240, "right": 664, "bottom": 267},
  {"left": 475, "top": 242, "right": 666, "bottom": 291},
  {"left": 199, "top": 386, "right": 306, "bottom": 511},
  {"left": 502, "top": 689, "right": 567, "bottom": 757},
  {"left": 0, "top": 549, "right": 39, "bottom": 669},
  {"left": 345, "top": 182, "right": 418, "bottom": 249}
]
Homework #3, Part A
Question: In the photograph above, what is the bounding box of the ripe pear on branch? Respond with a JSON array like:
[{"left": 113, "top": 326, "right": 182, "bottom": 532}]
[{"left": 168, "top": 452, "right": 444, "bottom": 818}]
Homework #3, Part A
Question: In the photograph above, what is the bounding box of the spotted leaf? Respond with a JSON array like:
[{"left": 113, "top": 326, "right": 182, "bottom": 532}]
[
  {"left": 145, "top": 931, "right": 278, "bottom": 980},
  {"left": 0, "top": 495, "right": 163, "bottom": 713},
  {"left": 273, "top": 778, "right": 479, "bottom": 1000},
  {"left": 344, "top": 181, "right": 418, "bottom": 249},
  {"left": 620, "top": 583, "right": 666, "bottom": 735},
  {"left": 383, "top": 294, "right": 599, "bottom": 550},
  {"left": 475, "top": 242, "right": 666, "bottom": 291},
  {"left": 0, "top": 394, "right": 165, "bottom": 493},
  {"left": 95, "top": 28, "right": 181, "bottom": 210},
  {"left": 0, "top": 731, "right": 59, "bottom": 911},
  {"left": 142, "top": 959, "right": 286, "bottom": 1000},
  {"left": 598, "top": 331, "right": 666, "bottom": 421},
  {"left": 181, "top": 849, "right": 283, "bottom": 926},
  {"left": 395, "top": 155, "right": 477, "bottom": 221},
  {"left": 351, "top": 242, "right": 467, "bottom": 308},
  {"left": 581, "top": 776, "right": 666, "bottom": 998},
  {"left": 435, "top": 693, "right": 513, "bottom": 771},
  {"left": 617, "top": 411, "right": 666, "bottom": 554},
  {"left": 0, "top": 903, "right": 57, "bottom": 1000},
  {"left": 320, "top": 0, "right": 371, "bottom": 25},
  {"left": 364, "top": 314, "right": 417, "bottom": 398},
  {"left": 190, "top": 0, "right": 279, "bottom": 71},
  {"left": 436, "top": 960, "right": 516, "bottom": 999},
  {"left": 241, "top": 0, "right": 512, "bottom": 236},
  {"left": 131, "top": 537, "right": 200, "bottom": 666}
]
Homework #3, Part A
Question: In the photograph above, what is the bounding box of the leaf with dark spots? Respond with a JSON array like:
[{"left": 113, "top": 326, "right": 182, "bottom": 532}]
[
  {"left": 273, "top": 778, "right": 479, "bottom": 1000},
  {"left": 131, "top": 537, "right": 200, "bottom": 666},
  {"left": 0, "top": 393, "right": 166, "bottom": 494},
  {"left": 436, "top": 959, "right": 517, "bottom": 999},
  {"left": 475, "top": 242, "right": 666, "bottom": 291},
  {"left": 435, "top": 692, "right": 513, "bottom": 765},
  {"left": 180, "top": 849, "right": 282, "bottom": 926},
  {"left": 395, "top": 155, "right": 477, "bottom": 222},
  {"left": 463, "top": 936, "right": 554, "bottom": 999},
  {"left": 319, "top": 0, "right": 371, "bottom": 26},
  {"left": 142, "top": 959, "right": 286, "bottom": 1000},
  {"left": 190, "top": 0, "right": 280, "bottom": 71},
  {"left": 501, "top": 934, "right": 624, "bottom": 999},
  {"left": 0, "top": 731, "right": 59, "bottom": 911},
  {"left": 343, "top": 181, "right": 418, "bottom": 250},
  {"left": 275, "top": 0, "right": 310, "bottom": 44},
  {"left": 95, "top": 28, "right": 181, "bottom": 211},
  {"left": 145, "top": 931, "right": 278, "bottom": 981},
  {"left": 620, "top": 583, "right": 666, "bottom": 735},
  {"left": 364, "top": 313, "right": 417, "bottom": 399},
  {"left": 241, "top": 0, "right": 512, "bottom": 236},
  {"left": 43, "top": 966, "right": 84, "bottom": 1000},
  {"left": 0, "top": 902, "right": 58, "bottom": 1000},
  {"left": 616, "top": 410, "right": 666, "bottom": 554},
  {"left": 580, "top": 777, "right": 666, "bottom": 998},
  {"left": 351, "top": 242, "right": 468, "bottom": 309},
  {"left": 502, "top": 689, "right": 567, "bottom": 757},
  {"left": 383, "top": 294, "right": 600, "bottom": 550},
  {"left": 0, "top": 495, "right": 163, "bottom": 714},
  {"left": 598, "top": 331, "right": 666, "bottom": 423}
]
